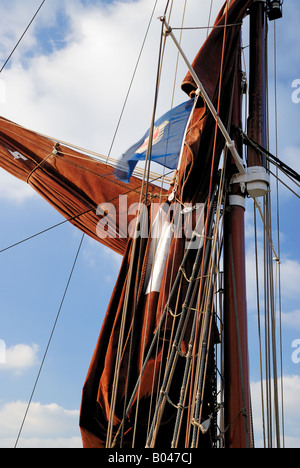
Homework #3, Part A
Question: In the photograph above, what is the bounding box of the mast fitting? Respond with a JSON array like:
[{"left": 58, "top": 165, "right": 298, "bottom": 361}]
[
  {"left": 161, "top": 17, "right": 246, "bottom": 176},
  {"left": 230, "top": 166, "right": 270, "bottom": 199},
  {"left": 267, "top": 1, "right": 283, "bottom": 21},
  {"left": 228, "top": 195, "right": 245, "bottom": 209}
]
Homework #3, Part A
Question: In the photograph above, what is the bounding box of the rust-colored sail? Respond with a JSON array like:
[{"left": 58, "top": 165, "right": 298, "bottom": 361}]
[
  {"left": 179, "top": 0, "right": 252, "bottom": 203},
  {"left": 79, "top": 0, "right": 252, "bottom": 448},
  {"left": 0, "top": 117, "right": 165, "bottom": 256},
  {"left": 0, "top": 0, "right": 253, "bottom": 449}
]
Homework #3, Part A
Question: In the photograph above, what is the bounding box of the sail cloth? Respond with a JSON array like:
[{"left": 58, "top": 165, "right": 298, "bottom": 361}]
[
  {"left": 80, "top": 0, "right": 252, "bottom": 448},
  {"left": 178, "top": 0, "right": 253, "bottom": 204},
  {"left": 0, "top": 0, "right": 253, "bottom": 448},
  {"left": 115, "top": 99, "right": 195, "bottom": 183},
  {"left": 0, "top": 117, "right": 166, "bottom": 256}
]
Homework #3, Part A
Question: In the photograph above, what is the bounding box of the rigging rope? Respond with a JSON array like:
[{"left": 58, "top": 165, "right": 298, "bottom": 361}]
[
  {"left": 145, "top": 194, "right": 218, "bottom": 448},
  {"left": 251, "top": 160, "right": 284, "bottom": 447},
  {"left": 171, "top": 22, "right": 243, "bottom": 31},
  {"left": 0, "top": 168, "right": 173, "bottom": 257},
  {"left": 105, "top": 0, "right": 160, "bottom": 164},
  {"left": 142, "top": 0, "right": 194, "bottom": 447},
  {"left": 138, "top": 0, "right": 190, "bottom": 445},
  {"left": 187, "top": 2, "right": 230, "bottom": 446},
  {"left": 0, "top": 0, "right": 47, "bottom": 74},
  {"left": 0, "top": 117, "right": 173, "bottom": 185},
  {"left": 249, "top": 18, "right": 286, "bottom": 449},
  {"left": 207, "top": 0, "right": 214, "bottom": 38},
  {"left": 14, "top": 233, "right": 85, "bottom": 448},
  {"left": 253, "top": 202, "right": 266, "bottom": 447},
  {"left": 4, "top": 0, "right": 291, "bottom": 450},
  {"left": 268, "top": 169, "right": 300, "bottom": 199},
  {"left": 233, "top": 124, "right": 300, "bottom": 185},
  {"left": 110, "top": 205, "right": 211, "bottom": 448},
  {"left": 106, "top": 1, "right": 172, "bottom": 445},
  {"left": 273, "top": 20, "right": 285, "bottom": 447}
]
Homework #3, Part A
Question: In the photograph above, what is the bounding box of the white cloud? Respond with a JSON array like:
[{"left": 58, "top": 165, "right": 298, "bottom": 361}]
[
  {"left": 0, "top": 0, "right": 221, "bottom": 155},
  {"left": 1, "top": 0, "right": 161, "bottom": 150},
  {"left": 0, "top": 0, "right": 181, "bottom": 204},
  {"left": 246, "top": 246, "right": 300, "bottom": 332},
  {"left": 83, "top": 237, "right": 122, "bottom": 281},
  {"left": 269, "top": 145, "right": 300, "bottom": 201},
  {"left": 251, "top": 375, "right": 300, "bottom": 448},
  {"left": 0, "top": 343, "right": 39, "bottom": 375},
  {"left": 280, "top": 258, "right": 300, "bottom": 300},
  {"left": 0, "top": 0, "right": 299, "bottom": 449},
  {"left": 0, "top": 170, "right": 36, "bottom": 203},
  {"left": 282, "top": 310, "right": 300, "bottom": 330},
  {"left": 245, "top": 199, "right": 300, "bottom": 314},
  {"left": 282, "top": 146, "right": 300, "bottom": 175},
  {"left": 0, "top": 0, "right": 44, "bottom": 61},
  {"left": 0, "top": 401, "right": 81, "bottom": 448}
]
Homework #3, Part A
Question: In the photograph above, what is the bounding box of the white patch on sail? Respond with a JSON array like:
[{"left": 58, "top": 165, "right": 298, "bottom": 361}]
[
  {"left": 8, "top": 149, "right": 28, "bottom": 161},
  {"left": 145, "top": 206, "right": 174, "bottom": 295}
]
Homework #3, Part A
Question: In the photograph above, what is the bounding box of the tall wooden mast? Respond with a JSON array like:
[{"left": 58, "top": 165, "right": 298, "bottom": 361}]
[
  {"left": 223, "top": 0, "right": 269, "bottom": 448},
  {"left": 223, "top": 45, "right": 251, "bottom": 449},
  {"left": 248, "top": 0, "right": 268, "bottom": 169}
]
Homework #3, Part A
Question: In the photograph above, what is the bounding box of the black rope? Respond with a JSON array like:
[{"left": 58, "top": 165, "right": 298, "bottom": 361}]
[
  {"left": 14, "top": 233, "right": 85, "bottom": 448},
  {"left": 106, "top": 0, "right": 159, "bottom": 162},
  {"left": 233, "top": 124, "right": 300, "bottom": 184},
  {"left": 171, "top": 22, "right": 243, "bottom": 30},
  {"left": 0, "top": 0, "right": 47, "bottom": 74},
  {"left": 0, "top": 218, "right": 71, "bottom": 255},
  {"left": 0, "top": 167, "right": 174, "bottom": 256}
]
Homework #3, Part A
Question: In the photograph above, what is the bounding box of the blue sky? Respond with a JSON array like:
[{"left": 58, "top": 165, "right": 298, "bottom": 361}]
[{"left": 0, "top": 0, "right": 299, "bottom": 448}]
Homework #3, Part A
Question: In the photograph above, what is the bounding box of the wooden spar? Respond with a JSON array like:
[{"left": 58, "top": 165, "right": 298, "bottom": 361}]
[
  {"left": 223, "top": 0, "right": 268, "bottom": 448},
  {"left": 247, "top": 0, "right": 267, "bottom": 168},
  {"left": 161, "top": 17, "right": 246, "bottom": 177},
  {"left": 223, "top": 38, "right": 251, "bottom": 448},
  {"left": 161, "top": 10, "right": 253, "bottom": 448}
]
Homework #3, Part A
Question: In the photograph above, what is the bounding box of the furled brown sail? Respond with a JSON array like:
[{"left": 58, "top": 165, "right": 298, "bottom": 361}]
[
  {"left": 0, "top": 0, "right": 252, "bottom": 449},
  {"left": 0, "top": 117, "right": 165, "bottom": 256},
  {"left": 79, "top": 0, "right": 252, "bottom": 448}
]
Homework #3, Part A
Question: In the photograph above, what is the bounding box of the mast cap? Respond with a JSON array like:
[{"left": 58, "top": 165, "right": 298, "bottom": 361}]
[{"left": 266, "top": 0, "right": 283, "bottom": 21}]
